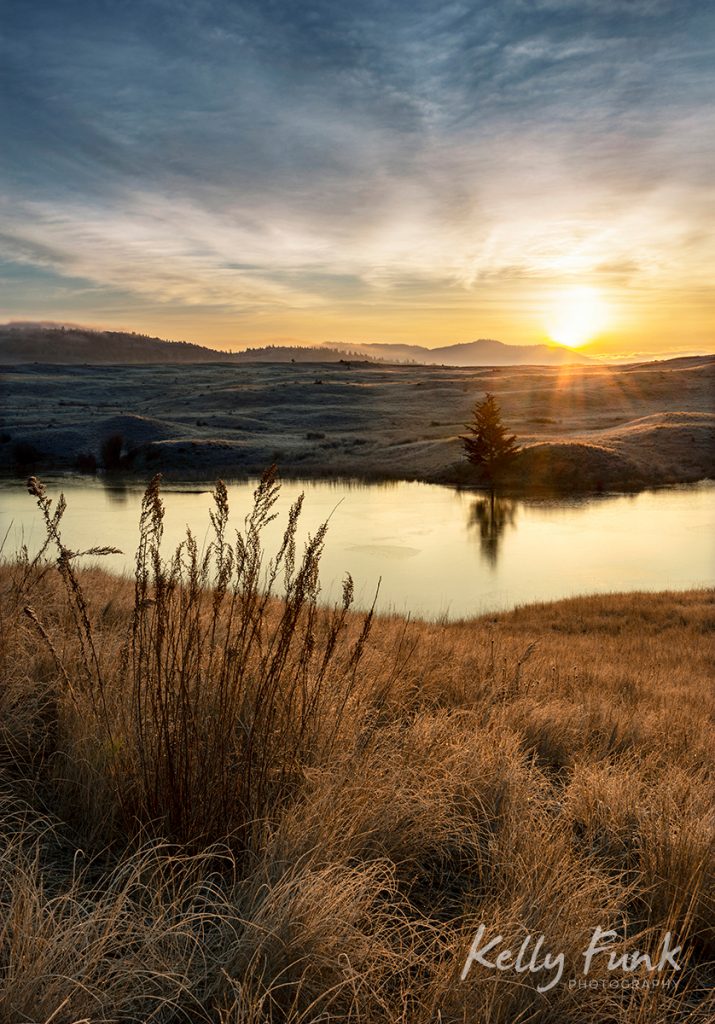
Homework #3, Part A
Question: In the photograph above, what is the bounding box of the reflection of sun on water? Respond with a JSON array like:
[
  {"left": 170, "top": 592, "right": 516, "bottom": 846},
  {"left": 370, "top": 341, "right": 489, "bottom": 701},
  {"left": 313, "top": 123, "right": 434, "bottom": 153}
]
[{"left": 546, "top": 286, "right": 610, "bottom": 348}]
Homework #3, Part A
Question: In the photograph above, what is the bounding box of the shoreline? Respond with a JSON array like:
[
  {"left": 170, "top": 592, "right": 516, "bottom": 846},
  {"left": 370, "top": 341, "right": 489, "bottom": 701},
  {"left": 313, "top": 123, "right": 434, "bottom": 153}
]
[{"left": 2, "top": 464, "right": 708, "bottom": 499}]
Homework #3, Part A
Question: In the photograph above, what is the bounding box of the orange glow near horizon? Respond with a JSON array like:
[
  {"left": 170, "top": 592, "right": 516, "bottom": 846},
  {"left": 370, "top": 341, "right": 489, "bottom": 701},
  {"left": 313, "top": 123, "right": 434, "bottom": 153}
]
[{"left": 15, "top": 276, "right": 711, "bottom": 361}]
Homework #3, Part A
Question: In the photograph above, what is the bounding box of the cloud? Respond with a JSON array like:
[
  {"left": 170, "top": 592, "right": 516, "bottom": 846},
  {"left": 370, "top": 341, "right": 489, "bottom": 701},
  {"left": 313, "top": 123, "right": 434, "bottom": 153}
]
[
  {"left": 1, "top": 164, "right": 710, "bottom": 320},
  {"left": 0, "top": 0, "right": 712, "bottom": 343}
]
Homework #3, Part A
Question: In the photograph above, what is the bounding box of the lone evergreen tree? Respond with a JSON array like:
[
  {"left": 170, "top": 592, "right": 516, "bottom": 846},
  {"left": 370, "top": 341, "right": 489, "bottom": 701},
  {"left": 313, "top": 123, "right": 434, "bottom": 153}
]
[{"left": 461, "top": 393, "right": 520, "bottom": 491}]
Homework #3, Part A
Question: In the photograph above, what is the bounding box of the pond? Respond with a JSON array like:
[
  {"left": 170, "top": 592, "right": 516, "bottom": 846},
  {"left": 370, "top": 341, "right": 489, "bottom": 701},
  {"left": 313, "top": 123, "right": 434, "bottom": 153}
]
[{"left": 1, "top": 476, "right": 713, "bottom": 620}]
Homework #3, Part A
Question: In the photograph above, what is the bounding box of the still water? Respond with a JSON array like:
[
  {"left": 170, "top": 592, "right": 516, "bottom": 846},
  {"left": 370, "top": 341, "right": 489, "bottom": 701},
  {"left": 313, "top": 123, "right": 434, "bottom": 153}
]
[{"left": 1, "top": 476, "right": 713, "bottom": 620}]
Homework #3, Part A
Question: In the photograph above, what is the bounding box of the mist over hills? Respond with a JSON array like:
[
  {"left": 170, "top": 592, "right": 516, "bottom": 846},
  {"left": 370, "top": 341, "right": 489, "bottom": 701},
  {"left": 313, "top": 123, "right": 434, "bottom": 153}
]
[
  {"left": 325, "top": 338, "right": 592, "bottom": 365},
  {"left": 0, "top": 323, "right": 592, "bottom": 366}
]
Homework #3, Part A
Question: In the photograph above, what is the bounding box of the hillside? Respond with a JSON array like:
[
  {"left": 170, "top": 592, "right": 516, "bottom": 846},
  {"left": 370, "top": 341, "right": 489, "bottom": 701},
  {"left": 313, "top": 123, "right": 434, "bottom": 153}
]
[
  {"left": 2, "top": 355, "right": 713, "bottom": 490},
  {"left": 0, "top": 325, "right": 232, "bottom": 364},
  {"left": 0, "top": 325, "right": 368, "bottom": 366},
  {"left": 0, "top": 323, "right": 590, "bottom": 367}
]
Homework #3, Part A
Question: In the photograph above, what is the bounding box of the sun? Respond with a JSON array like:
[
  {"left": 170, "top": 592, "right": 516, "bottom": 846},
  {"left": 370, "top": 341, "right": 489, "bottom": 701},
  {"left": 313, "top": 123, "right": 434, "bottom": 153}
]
[{"left": 546, "top": 286, "right": 610, "bottom": 348}]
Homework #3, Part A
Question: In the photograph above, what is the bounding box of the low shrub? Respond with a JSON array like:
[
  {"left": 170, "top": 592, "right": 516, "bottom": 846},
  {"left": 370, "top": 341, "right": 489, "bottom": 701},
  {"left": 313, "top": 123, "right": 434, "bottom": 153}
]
[
  {"left": 75, "top": 451, "right": 98, "bottom": 473},
  {"left": 100, "top": 432, "right": 124, "bottom": 470}
]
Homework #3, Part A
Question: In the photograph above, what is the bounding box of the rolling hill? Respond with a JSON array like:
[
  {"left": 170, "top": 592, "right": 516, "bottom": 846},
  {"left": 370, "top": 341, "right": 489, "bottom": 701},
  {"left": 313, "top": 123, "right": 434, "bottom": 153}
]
[{"left": 0, "top": 323, "right": 591, "bottom": 367}]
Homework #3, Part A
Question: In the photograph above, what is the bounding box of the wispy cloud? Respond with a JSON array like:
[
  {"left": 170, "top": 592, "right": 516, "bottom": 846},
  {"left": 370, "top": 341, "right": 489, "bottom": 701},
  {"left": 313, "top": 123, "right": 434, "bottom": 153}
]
[{"left": 0, "top": 0, "right": 712, "bottom": 348}]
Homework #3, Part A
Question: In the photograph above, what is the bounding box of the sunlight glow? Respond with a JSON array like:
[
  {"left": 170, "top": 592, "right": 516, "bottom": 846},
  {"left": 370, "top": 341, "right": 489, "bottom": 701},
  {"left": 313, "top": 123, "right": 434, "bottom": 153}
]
[{"left": 546, "top": 286, "right": 611, "bottom": 348}]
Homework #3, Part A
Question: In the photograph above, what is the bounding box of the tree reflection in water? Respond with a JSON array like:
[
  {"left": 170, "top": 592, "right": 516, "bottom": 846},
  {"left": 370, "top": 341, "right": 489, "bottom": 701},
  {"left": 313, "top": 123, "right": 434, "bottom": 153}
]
[
  {"left": 101, "top": 478, "right": 130, "bottom": 504},
  {"left": 467, "top": 494, "right": 518, "bottom": 566}
]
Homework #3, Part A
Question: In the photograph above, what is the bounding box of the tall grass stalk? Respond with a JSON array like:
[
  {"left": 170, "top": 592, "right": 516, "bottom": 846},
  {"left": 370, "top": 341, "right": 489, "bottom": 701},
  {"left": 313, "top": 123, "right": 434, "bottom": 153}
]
[{"left": 24, "top": 468, "right": 381, "bottom": 848}]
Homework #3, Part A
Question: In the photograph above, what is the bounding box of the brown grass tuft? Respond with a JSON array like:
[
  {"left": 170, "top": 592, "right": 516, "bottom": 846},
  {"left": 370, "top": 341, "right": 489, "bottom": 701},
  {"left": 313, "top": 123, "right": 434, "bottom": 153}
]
[{"left": 0, "top": 477, "right": 712, "bottom": 1022}]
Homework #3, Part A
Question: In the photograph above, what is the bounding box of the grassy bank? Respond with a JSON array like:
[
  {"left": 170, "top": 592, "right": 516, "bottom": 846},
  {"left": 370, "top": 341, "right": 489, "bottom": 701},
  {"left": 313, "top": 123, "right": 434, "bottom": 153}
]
[{"left": 0, "top": 475, "right": 713, "bottom": 1022}]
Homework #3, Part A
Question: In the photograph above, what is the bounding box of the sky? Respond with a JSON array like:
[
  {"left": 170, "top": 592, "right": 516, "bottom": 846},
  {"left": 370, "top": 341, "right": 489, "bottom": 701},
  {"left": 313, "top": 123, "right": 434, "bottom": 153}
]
[{"left": 0, "top": 0, "right": 713, "bottom": 356}]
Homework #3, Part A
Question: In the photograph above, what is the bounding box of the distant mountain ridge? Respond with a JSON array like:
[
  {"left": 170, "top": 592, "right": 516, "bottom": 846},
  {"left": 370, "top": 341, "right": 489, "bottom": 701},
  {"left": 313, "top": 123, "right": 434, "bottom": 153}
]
[
  {"left": 324, "top": 338, "right": 592, "bottom": 366},
  {"left": 0, "top": 323, "right": 591, "bottom": 367},
  {"left": 0, "top": 325, "right": 371, "bottom": 365}
]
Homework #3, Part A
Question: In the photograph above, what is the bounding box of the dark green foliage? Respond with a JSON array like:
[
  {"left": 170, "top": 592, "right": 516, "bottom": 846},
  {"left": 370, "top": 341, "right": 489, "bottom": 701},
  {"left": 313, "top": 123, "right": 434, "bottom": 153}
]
[
  {"left": 13, "top": 440, "right": 41, "bottom": 467},
  {"left": 75, "top": 452, "right": 98, "bottom": 474},
  {"left": 461, "top": 393, "right": 520, "bottom": 486}
]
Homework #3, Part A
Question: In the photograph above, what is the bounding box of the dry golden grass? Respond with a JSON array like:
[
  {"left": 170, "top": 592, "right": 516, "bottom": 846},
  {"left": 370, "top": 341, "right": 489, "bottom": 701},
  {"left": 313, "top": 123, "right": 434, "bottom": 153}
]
[{"left": 0, "top": 475, "right": 712, "bottom": 1022}]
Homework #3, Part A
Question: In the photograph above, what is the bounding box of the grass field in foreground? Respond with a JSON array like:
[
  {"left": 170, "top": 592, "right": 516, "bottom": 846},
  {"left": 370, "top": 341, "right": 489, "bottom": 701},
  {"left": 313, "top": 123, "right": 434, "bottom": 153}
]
[{"left": 0, "top": 475, "right": 712, "bottom": 1022}]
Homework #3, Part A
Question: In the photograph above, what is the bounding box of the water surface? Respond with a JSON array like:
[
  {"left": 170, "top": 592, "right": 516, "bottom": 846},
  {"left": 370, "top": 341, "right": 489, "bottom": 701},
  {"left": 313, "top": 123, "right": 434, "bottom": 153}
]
[{"left": 2, "top": 477, "right": 712, "bottom": 619}]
